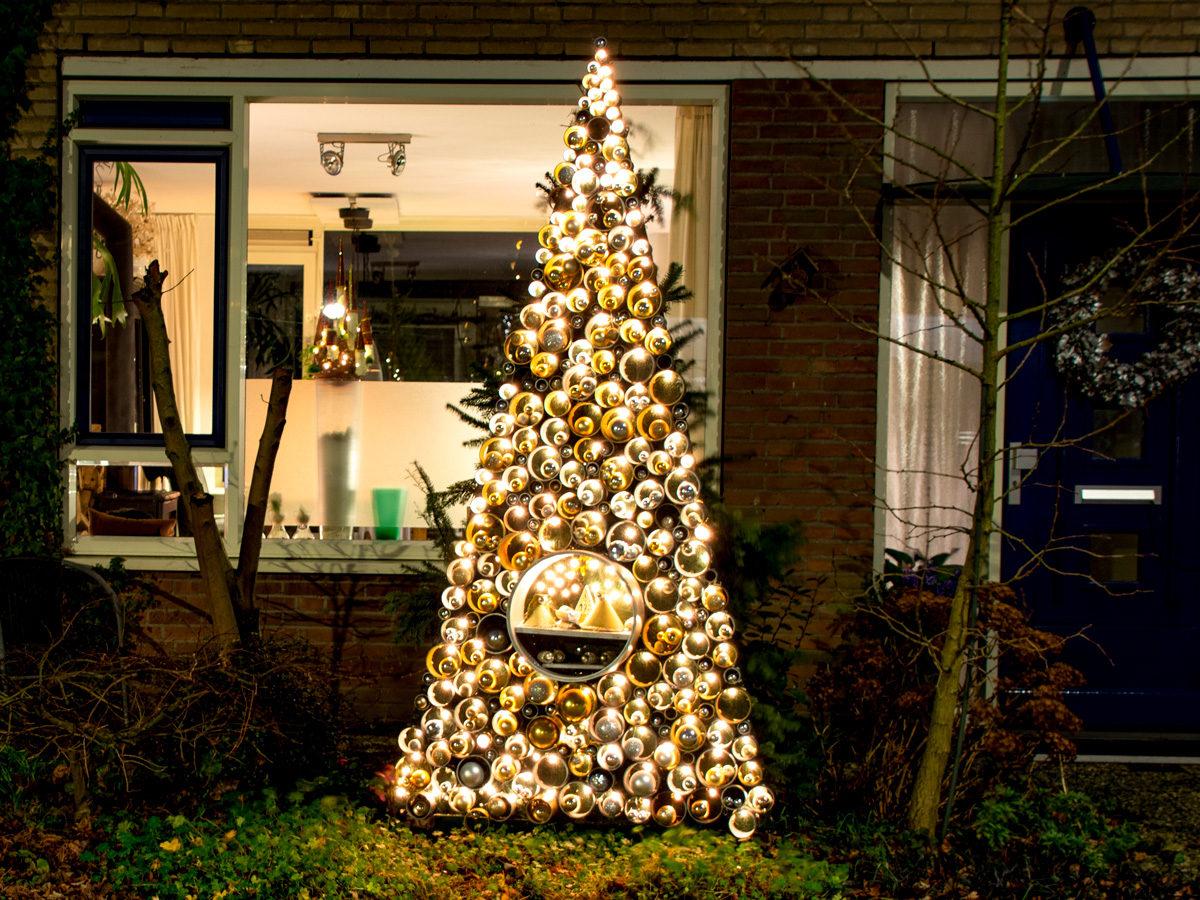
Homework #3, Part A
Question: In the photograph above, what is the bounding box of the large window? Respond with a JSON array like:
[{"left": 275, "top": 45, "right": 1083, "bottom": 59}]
[{"left": 61, "top": 70, "right": 728, "bottom": 568}]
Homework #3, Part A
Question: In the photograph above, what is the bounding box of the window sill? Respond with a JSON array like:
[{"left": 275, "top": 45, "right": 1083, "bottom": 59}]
[{"left": 67, "top": 534, "right": 442, "bottom": 574}]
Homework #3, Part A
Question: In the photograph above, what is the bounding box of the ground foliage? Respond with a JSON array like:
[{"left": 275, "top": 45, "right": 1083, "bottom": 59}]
[{"left": 1, "top": 779, "right": 849, "bottom": 900}]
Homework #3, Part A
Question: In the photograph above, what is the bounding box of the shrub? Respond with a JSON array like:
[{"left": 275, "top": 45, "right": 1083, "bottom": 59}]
[{"left": 807, "top": 578, "right": 1082, "bottom": 827}]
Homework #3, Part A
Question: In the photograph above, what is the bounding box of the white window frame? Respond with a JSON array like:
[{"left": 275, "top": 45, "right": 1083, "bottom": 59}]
[{"left": 60, "top": 59, "right": 731, "bottom": 572}]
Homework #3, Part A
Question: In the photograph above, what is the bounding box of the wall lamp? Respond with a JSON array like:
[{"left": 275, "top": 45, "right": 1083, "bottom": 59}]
[{"left": 317, "top": 132, "right": 412, "bottom": 176}]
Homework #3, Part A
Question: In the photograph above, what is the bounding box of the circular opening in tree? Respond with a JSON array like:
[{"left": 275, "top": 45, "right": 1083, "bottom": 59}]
[{"left": 508, "top": 550, "right": 644, "bottom": 682}]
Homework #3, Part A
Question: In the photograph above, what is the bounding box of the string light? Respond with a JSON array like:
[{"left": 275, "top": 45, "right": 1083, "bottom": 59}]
[{"left": 391, "top": 38, "right": 772, "bottom": 840}]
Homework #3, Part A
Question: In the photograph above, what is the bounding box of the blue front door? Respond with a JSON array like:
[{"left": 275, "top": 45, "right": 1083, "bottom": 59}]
[{"left": 1002, "top": 200, "right": 1200, "bottom": 731}]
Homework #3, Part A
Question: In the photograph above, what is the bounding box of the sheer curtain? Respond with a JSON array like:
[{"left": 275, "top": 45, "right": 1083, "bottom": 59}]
[
  {"left": 152, "top": 213, "right": 210, "bottom": 433},
  {"left": 669, "top": 107, "right": 711, "bottom": 394},
  {"left": 670, "top": 106, "right": 711, "bottom": 323},
  {"left": 885, "top": 203, "right": 987, "bottom": 562}
]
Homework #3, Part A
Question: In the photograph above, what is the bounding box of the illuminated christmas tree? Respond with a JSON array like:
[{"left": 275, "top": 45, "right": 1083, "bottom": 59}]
[{"left": 390, "top": 39, "right": 774, "bottom": 839}]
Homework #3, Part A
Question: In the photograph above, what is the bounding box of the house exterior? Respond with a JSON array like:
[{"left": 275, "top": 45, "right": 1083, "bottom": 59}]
[{"left": 12, "top": 1, "right": 1200, "bottom": 731}]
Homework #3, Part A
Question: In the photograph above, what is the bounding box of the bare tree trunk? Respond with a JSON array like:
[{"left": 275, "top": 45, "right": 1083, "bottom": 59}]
[
  {"left": 906, "top": 1, "right": 1011, "bottom": 836},
  {"left": 238, "top": 366, "right": 292, "bottom": 632},
  {"left": 131, "top": 261, "right": 292, "bottom": 648}
]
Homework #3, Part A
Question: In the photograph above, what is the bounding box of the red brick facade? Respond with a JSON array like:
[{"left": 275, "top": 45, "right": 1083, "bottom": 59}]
[{"left": 16, "top": 1, "right": 1193, "bottom": 721}]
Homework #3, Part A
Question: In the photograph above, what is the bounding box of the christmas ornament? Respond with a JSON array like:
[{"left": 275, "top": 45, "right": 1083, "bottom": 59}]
[
  {"left": 1053, "top": 252, "right": 1200, "bottom": 408},
  {"left": 389, "top": 38, "right": 773, "bottom": 839}
]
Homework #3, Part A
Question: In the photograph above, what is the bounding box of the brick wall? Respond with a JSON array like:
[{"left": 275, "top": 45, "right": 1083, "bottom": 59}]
[
  {"left": 723, "top": 78, "right": 883, "bottom": 592},
  {"left": 11, "top": 0, "right": 1194, "bottom": 721},
  {"left": 13, "top": 2, "right": 1200, "bottom": 152},
  {"left": 144, "top": 571, "right": 422, "bottom": 721}
]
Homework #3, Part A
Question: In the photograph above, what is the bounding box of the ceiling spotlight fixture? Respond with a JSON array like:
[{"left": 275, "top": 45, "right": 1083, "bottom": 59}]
[
  {"left": 385, "top": 142, "right": 406, "bottom": 176},
  {"left": 317, "top": 132, "right": 412, "bottom": 177},
  {"left": 319, "top": 140, "right": 345, "bottom": 176}
]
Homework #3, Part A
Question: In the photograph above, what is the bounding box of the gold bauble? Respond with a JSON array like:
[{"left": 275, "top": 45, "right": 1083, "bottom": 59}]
[
  {"left": 466, "top": 513, "right": 503, "bottom": 551},
  {"left": 594, "top": 380, "right": 624, "bottom": 408},
  {"left": 525, "top": 673, "right": 558, "bottom": 705},
  {"left": 497, "top": 531, "right": 541, "bottom": 571},
  {"left": 564, "top": 125, "right": 588, "bottom": 149},
  {"left": 479, "top": 437, "right": 515, "bottom": 472},
  {"left": 476, "top": 658, "right": 511, "bottom": 693},
  {"left": 538, "top": 318, "right": 571, "bottom": 353},
  {"left": 544, "top": 252, "right": 581, "bottom": 291},
  {"left": 618, "top": 347, "right": 656, "bottom": 383},
  {"left": 557, "top": 684, "right": 597, "bottom": 722},
  {"left": 499, "top": 683, "right": 526, "bottom": 711},
  {"left": 712, "top": 641, "right": 738, "bottom": 669},
  {"left": 627, "top": 281, "right": 662, "bottom": 318},
  {"left": 545, "top": 389, "right": 572, "bottom": 417},
  {"left": 628, "top": 255, "right": 656, "bottom": 283},
  {"left": 564, "top": 365, "right": 598, "bottom": 400},
  {"left": 644, "top": 326, "right": 672, "bottom": 355},
  {"left": 624, "top": 649, "right": 662, "bottom": 687},
  {"left": 568, "top": 402, "right": 602, "bottom": 437},
  {"left": 483, "top": 479, "right": 508, "bottom": 507},
  {"left": 697, "top": 748, "right": 737, "bottom": 788},
  {"left": 540, "top": 516, "right": 573, "bottom": 550},
  {"left": 631, "top": 554, "right": 658, "bottom": 583},
  {"left": 618, "top": 317, "right": 647, "bottom": 345},
  {"left": 596, "top": 672, "right": 632, "bottom": 707},
  {"left": 600, "top": 456, "right": 634, "bottom": 490},
  {"left": 591, "top": 349, "right": 616, "bottom": 374},
  {"left": 597, "top": 283, "right": 625, "bottom": 310},
  {"left": 674, "top": 539, "right": 712, "bottom": 576},
  {"left": 585, "top": 313, "right": 617, "bottom": 349},
  {"left": 512, "top": 426, "right": 538, "bottom": 455},
  {"left": 509, "top": 392, "right": 544, "bottom": 427},
  {"left": 644, "top": 577, "right": 679, "bottom": 612},
  {"left": 530, "top": 351, "right": 560, "bottom": 378},
  {"left": 670, "top": 714, "right": 705, "bottom": 752},
  {"left": 527, "top": 715, "right": 561, "bottom": 750},
  {"left": 426, "top": 643, "right": 461, "bottom": 677},
  {"left": 636, "top": 405, "right": 673, "bottom": 441},
  {"left": 716, "top": 687, "right": 752, "bottom": 723},
  {"left": 459, "top": 639, "right": 487, "bottom": 666},
  {"left": 643, "top": 613, "right": 684, "bottom": 655},
  {"left": 528, "top": 446, "right": 562, "bottom": 481},
  {"left": 649, "top": 369, "right": 685, "bottom": 405},
  {"left": 537, "top": 222, "right": 561, "bottom": 250},
  {"left": 504, "top": 330, "right": 538, "bottom": 365},
  {"left": 571, "top": 510, "right": 606, "bottom": 546}
]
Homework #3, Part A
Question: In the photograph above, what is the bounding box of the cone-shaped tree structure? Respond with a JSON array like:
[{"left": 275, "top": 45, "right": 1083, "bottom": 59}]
[{"left": 391, "top": 39, "right": 774, "bottom": 839}]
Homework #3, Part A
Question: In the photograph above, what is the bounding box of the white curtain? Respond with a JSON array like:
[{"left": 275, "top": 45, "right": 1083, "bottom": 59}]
[
  {"left": 670, "top": 107, "right": 711, "bottom": 323},
  {"left": 886, "top": 203, "right": 987, "bottom": 562},
  {"left": 669, "top": 107, "right": 711, "bottom": 400},
  {"left": 152, "top": 213, "right": 209, "bottom": 433}
]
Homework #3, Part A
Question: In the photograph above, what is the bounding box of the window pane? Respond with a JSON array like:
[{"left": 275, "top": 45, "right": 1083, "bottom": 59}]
[
  {"left": 73, "top": 462, "right": 227, "bottom": 539},
  {"left": 321, "top": 230, "right": 534, "bottom": 382},
  {"left": 247, "top": 264, "right": 305, "bottom": 379},
  {"left": 81, "top": 152, "right": 225, "bottom": 443},
  {"left": 1089, "top": 532, "right": 1139, "bottom": 583}
]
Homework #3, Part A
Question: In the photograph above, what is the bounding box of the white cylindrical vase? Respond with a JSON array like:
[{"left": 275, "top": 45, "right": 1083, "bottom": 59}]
[{"left": 315, "top": 377, "right": 363, "bottom": 540}]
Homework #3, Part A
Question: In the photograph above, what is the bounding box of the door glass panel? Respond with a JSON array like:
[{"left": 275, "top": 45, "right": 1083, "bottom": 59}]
[
  {"left": 1089, "top": 532, "right": 1139, "bottom": 583},
  {"left": 1095, "top": 282, "right": 1148, "bottom": 334},
  {"left": 1092, "top": 406, "right": 1145, "bottom": 459}
]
